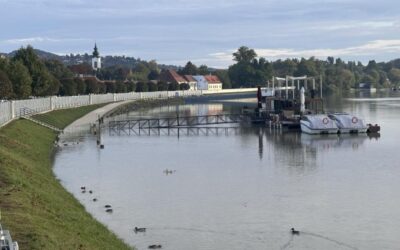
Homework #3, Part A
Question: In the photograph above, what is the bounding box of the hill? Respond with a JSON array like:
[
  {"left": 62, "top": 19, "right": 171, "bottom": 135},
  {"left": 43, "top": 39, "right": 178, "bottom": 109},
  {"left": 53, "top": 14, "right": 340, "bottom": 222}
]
[{"left": 3, "top": 48, "right": 180, "bottom": 70}]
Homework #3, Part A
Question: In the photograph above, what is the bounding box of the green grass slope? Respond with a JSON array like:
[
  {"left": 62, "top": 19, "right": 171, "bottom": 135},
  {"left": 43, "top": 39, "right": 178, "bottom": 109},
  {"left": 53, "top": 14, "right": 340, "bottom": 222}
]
[{"left": 0, "top": 105, "right": 132, "bottom": 250}]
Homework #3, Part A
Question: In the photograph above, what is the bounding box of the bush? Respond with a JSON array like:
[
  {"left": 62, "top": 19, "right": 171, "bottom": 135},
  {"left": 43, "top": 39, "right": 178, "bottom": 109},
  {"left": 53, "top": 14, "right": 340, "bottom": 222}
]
[{"left": 136, "top": 82, "right": 148, "bottom": 92}]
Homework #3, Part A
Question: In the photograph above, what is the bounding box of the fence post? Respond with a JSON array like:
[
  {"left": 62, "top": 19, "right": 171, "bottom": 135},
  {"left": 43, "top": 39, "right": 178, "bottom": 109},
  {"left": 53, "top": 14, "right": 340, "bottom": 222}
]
[
  {"left": 50, "top": 96, "right": 55, "bottom": 110},
  {"left": 140, "top": 92, "right": 143, "bottom": 99},
  {"left": 89, "top": 94, "right": 93, "bottom": 105},
  {"left": 113, "top": 93, "right": 117, "bottom": 102},
  {"left": 10, "top": 101, "right": 15, "bottom": 119}
]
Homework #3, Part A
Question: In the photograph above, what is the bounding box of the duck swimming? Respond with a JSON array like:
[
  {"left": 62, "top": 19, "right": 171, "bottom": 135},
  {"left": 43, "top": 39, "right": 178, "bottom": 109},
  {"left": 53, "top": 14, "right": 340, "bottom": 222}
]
[
  {"left": 291, "top": 228, "right": 300, "bottom": 235},
  {"left": 148, "top": 245, "right": 162, "bottom": 249},
  {"left": 134, "top": 227, "right": 146, "bottom": 233}
]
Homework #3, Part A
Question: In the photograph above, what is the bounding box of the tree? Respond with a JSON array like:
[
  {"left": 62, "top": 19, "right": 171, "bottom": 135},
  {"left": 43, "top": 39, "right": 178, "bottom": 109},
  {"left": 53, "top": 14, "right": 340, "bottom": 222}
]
[
  {"left": 85, "top": 78, "right": 99, "bottom": 94},
  {"left": 147, "top": 81, "right": 157, "bottom": 92},
  {"left": 215, "top": 70, "right": 231, "bottom": 89},
  {"left": 13, "top": 46, "right": 59, "bottom": 96},
  {"left": 388, "top": 68, "right": 400, "bottom": 83},
  {"left": 75, "top": 78, "right": 87, "bottom": 94},
  {"left": 60, "top": 79, "right": 77, "bottom": 96},
  {"left": 179, "top": 61, "right": 198, "bottom": 75},
  {"left": 44, "top": 59, "right": 74, "bottom": 79},
  {"left": 233, "top": 46, "right": 257, "bottom": 63},
  {"left": 98, "top": 81, "right": 106, "bottom": 93},
  {"left": 129, "top": 63, "right": 151, "bottom": 81},
  {"left": 0, "top": 70, "right": 14, "bottom": 99},
  {"left": 148, "top": 70, "right": 160, "bottom": 80},
  {"left": 135, "top": 82, "right": 148, "bottom": 92},
  {"left": 7, "top": 60, "right": 32, "bottom": 98},
  {"left": 116, "top": 81, "right": 127, "bottom": 93},
  {"left": 296, "top": 58, "right": 318, "bottom": 76},
  {"left": 157, "top": 81, "right": 168, "bottom": 91},
  {"left": 105, "top": 81, "right": 116, "bottom": 93},
  {"left": 179, "top": 83, "right": 190, "bottom": 90},
  {"left": 168, "top": 82, "right": 179, "bottom": 91},
  {"left": 126, "top": 81, "right": 136, "bottom": 92},
  {"left": 198, "top": 65, "right": 209, "bottom": 75}
]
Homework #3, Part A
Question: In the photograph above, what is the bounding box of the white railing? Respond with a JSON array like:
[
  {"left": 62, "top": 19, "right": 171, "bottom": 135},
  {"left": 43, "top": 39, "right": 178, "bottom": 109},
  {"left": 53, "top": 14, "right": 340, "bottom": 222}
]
[
  {"left": 0, "top": 88, "right": 258, "bottom": 128},
  {"left": 0, "top": 90, "right": 202, "bottom": 128}
]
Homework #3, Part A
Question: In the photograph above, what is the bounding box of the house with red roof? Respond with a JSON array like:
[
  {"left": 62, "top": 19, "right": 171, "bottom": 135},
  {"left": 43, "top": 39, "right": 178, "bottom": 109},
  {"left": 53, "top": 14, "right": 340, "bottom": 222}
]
[
  {"left": 159, "top": 69, "right": 187, "bottom": 85},
  {"left": 204, "top": 75, "right": 223, "bottom": 91}
]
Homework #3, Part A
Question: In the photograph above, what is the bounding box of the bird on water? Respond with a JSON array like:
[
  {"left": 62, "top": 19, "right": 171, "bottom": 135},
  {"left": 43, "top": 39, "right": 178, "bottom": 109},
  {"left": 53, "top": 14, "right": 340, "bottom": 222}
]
[
  {"left": 134, "top": 227, "right": 146, "bottom": 233},
  {"left": 291, "top": 228, "right": 300, "bottom": 235}
]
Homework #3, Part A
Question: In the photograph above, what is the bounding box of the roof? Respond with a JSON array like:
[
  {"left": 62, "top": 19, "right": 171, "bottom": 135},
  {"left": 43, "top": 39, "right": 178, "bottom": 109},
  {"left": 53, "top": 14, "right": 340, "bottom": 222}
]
[
  {"left": 159, "top": 69, "right": 187, "bottom": 83},
  {"left": 183, "top": 75, "right": 196, "bottom": 82},
  {"left": 204, "top": 75, "right": 222, "bottom": 84}
]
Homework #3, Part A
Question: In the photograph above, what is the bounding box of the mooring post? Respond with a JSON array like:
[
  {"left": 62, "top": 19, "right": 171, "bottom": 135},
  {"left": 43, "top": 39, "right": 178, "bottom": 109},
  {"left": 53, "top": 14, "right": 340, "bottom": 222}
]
[{"left": 320, "top": 74, "right": 323, "bottom": 99}]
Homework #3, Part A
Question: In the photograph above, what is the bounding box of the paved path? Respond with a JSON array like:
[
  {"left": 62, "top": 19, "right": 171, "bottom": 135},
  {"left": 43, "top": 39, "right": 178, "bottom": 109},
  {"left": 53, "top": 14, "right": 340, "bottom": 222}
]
[{"left": 64, "top": 100, "right": 132, "bottom": 132}]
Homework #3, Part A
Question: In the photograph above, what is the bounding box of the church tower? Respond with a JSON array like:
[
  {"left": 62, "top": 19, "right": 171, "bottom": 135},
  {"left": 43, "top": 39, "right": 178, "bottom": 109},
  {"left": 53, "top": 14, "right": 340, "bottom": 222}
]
[{"left": 91, "top": 43, "right": 101, "bottom": 71}]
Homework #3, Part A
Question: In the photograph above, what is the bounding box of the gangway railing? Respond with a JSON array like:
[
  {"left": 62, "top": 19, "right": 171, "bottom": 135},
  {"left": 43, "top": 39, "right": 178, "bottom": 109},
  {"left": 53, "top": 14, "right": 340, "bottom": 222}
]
[{"left": 107, "top": 113, "right": 256, "bottom": 132}]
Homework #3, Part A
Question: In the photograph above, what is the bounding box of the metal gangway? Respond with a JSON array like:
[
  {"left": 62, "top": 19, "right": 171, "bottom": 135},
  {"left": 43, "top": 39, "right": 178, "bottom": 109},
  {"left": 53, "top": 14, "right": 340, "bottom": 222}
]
[
  {"left": 108, "top": 113, "right": 260, "bottom": 132},
  {"left": 109, "top": 126, "right": 243, "bottom": 137}
]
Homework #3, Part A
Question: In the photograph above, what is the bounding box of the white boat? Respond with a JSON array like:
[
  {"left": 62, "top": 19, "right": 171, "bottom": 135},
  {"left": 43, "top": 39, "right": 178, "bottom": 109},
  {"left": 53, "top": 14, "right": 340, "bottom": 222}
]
[
  {"left": 300, "top": 114, "right": 339, "bottom": 134},
  {"left": 328, "top": 113, "right": 368, "bottom": 134}
]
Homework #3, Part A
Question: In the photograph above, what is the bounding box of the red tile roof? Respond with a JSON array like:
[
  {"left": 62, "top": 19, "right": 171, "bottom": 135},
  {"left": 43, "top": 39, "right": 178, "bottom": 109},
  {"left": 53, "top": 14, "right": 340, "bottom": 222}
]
[
  {"left": 204, "top": 75, "right": 221, "bottom": 84},
  {"left": 169, "top": 70, "right": 186, "bottom": 83},
  {"left": 183, "top": 75, "right": 196, "bottom": 82},
  {"left": 159, "top": 69, "right": 187, "bottom": 83}
]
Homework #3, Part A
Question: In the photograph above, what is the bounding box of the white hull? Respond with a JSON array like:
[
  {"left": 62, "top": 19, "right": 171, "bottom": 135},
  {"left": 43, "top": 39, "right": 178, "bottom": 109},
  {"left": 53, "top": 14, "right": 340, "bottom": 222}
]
[
  {"left": 300, "top": 122, "right": 338, "bottom": 134},
  {"left": 338, "top": 128, "right": 368, "bottom": 134}
]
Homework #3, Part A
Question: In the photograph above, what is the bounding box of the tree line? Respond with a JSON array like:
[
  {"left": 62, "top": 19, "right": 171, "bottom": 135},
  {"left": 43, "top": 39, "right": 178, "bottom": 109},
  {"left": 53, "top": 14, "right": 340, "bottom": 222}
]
[
  {"left": 226, "top": 46, "right": 400, "bottom": 92},
  {"left": 0, "top": 46, "right": 190, "bottom": 99},
  {"left": 2, "top": 45, "right": 400, "bottom": 99}
]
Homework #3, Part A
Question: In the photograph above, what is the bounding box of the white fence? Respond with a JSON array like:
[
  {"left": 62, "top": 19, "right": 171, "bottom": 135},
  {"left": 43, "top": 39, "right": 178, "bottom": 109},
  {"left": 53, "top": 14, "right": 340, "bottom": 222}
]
[
  {"left": 0, "top": 90, "right": 202, "bottom": 128},
  {"left": 0, "top": 88, "right": 258, "bottom": 128}
]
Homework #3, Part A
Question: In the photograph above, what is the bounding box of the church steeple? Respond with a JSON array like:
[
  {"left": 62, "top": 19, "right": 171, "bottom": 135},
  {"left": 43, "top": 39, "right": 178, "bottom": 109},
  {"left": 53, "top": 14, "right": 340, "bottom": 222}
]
[
  {"left": 92, "top": 43, "right": 99, "bottom": 58},
  {"left": 91, "top": 43, "right": 101, "bottom": 70}
]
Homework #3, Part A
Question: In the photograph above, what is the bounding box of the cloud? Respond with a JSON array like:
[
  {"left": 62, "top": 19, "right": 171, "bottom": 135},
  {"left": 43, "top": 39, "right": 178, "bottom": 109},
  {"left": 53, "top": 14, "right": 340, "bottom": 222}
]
[
  {"left": 313, "top": 21, "right": 397, "bottom": 31},
  {"left": 208, "top": 40, "right": 400, "bottom": 65},
  {"left": 1, "top": 37, "right": 90, "bottom": 45},
  {"left": 3, "top": 37, "right": 58, "bottom": 44}
]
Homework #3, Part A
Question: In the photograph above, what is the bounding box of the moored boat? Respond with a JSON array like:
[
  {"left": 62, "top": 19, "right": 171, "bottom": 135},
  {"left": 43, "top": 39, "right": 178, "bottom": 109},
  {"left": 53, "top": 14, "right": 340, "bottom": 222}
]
[
  {"left": 328, "top": 113, "right": 368, "bottom": 134},
  {"left": 300, "top": 114, "right": 338, "bottom": 134}
]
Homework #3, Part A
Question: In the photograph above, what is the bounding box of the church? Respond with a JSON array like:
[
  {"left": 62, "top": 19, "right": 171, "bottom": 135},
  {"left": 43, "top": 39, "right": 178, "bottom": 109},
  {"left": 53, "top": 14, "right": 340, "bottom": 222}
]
[{"left": 91, "top": 43, "right": 101, "bottom": 71}]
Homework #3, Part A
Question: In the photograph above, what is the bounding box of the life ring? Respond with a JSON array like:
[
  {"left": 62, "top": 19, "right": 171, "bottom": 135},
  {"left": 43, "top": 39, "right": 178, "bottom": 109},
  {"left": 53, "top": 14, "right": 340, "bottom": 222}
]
[
  {"left": 352, "top": 117, "right": 358, "bottom": 124},
  {"left": 323, "top": 117, "right": 329, "bottom": 124}
]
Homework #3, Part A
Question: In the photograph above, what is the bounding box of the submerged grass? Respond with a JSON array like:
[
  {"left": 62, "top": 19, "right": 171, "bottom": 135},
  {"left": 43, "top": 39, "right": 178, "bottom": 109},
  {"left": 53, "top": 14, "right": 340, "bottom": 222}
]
[
  {"left": 32, "top": 104, "right": 106, "bottom": 129},
  {"left": 0, "top": 105, "right": 132, "bottom": 250}
]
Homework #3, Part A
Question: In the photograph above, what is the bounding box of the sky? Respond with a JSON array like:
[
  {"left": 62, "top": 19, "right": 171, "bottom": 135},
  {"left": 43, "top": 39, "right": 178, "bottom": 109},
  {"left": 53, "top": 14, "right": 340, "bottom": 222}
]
[{"left": 1, "top": 0, "right": 400, "bottom": 68}]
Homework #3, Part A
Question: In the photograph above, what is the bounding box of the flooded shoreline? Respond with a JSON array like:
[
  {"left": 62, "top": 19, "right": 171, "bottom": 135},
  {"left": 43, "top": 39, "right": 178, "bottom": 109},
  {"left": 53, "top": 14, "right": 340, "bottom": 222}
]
[{"left": 54, "top": 93, "right": 400, "bottom": 250}]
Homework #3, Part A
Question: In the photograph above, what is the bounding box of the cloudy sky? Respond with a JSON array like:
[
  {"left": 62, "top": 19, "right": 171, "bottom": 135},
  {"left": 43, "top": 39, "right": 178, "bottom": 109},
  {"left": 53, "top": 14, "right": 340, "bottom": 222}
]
[{"left": 1, "top": 0, "right": 399, "bottom": 68}]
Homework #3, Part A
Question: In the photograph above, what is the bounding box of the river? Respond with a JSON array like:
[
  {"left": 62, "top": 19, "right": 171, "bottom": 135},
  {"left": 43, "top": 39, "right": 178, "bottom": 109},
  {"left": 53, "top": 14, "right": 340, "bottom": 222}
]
[{"left": 54, "top": 91, "right": 400, "bottom": 250}]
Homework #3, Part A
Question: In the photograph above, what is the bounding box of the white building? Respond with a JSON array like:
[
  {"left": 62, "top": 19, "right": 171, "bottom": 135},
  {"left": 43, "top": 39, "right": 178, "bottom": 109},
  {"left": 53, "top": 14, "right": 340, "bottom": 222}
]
[
  {"left": 193, "top": 75, "right": 208, "bottom": 90},
  {"left": 91, "top": 43, "right": 101, "bottom": 71}
]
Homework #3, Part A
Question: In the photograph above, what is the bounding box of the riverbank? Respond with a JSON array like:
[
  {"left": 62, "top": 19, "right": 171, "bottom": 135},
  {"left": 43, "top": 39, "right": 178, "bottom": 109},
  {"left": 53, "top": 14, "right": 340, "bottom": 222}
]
[{"left": 0, "top": 104, "right": 132, "bottom": 250}]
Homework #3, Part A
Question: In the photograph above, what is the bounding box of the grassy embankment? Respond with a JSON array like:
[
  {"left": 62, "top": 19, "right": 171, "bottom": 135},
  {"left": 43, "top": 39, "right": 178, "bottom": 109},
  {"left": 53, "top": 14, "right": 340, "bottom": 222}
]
[{"left": 0, "top": 104, "right": 132, "bottom": 250}]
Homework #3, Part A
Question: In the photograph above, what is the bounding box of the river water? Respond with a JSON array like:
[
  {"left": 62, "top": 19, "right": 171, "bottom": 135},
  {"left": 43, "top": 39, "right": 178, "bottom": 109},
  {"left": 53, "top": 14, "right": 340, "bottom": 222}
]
[{"left": 54, "top": 92, "right": 400, "bottom": 250}]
